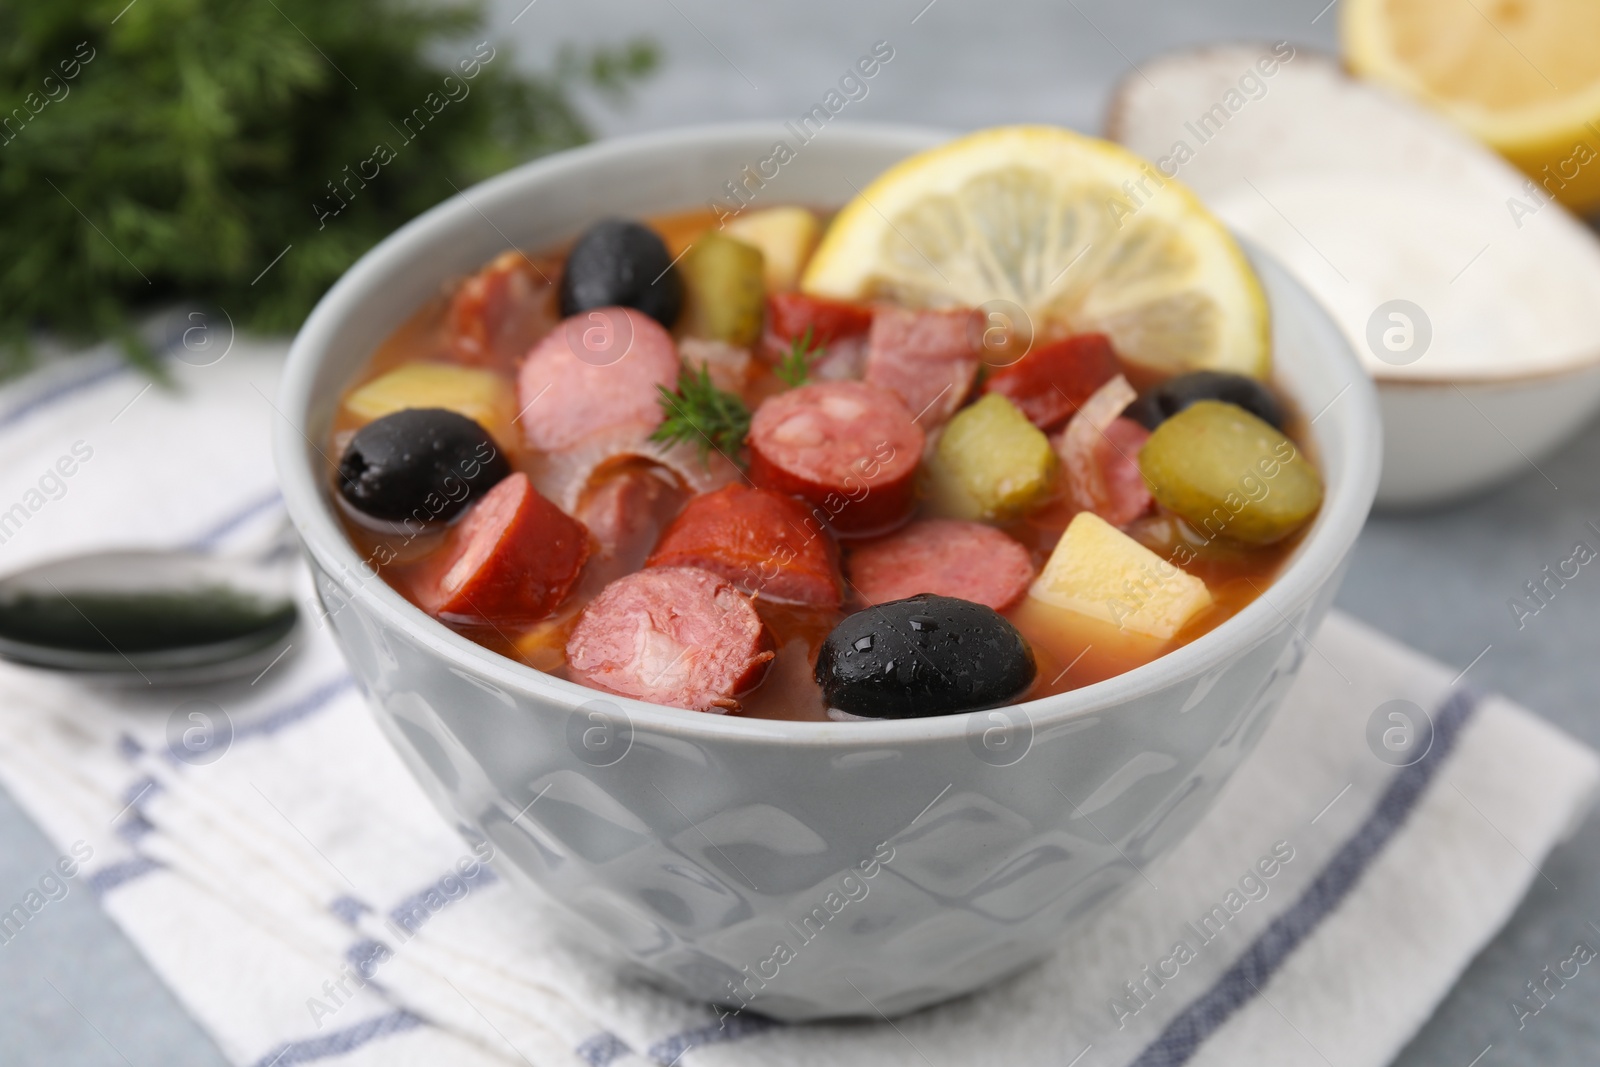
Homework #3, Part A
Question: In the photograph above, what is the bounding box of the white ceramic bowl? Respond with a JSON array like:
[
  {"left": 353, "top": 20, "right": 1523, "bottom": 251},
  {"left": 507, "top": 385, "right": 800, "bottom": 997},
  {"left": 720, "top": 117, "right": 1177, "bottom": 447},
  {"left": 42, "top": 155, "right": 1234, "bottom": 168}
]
[
  {"left": 1105, "top": 46, "right": 1600, "bottom": 509},
  {"left": 275, "top": 123, "right": 1381, "bottom": 1021}
]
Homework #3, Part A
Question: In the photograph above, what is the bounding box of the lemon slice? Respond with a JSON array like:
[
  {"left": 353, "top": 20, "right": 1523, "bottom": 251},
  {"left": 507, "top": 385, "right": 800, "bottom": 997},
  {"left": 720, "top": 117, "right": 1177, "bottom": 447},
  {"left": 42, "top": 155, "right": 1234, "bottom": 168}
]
[
  {"left": 1343, "top": 0, "right": 1600, "bottom": 212},
  {"left": 801, "top": 125, "right": 1269, "bottom": 378}
]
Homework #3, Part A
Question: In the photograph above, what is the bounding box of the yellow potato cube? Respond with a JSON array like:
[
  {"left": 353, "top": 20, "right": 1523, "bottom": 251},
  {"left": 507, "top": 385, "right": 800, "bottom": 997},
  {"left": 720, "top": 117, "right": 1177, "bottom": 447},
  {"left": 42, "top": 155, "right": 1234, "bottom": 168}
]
[
  {"left": 929, "top": 393, "right": 1055, "bottom": 520},
  {"left": 1030, "top": 512, "right": 1212, "bottom": 639},
  {"left": 344, "top": 362, "right": 516, "bottom": 449},
  {"left": 725, "top": 206, "right": 820, "bottom": 292}
]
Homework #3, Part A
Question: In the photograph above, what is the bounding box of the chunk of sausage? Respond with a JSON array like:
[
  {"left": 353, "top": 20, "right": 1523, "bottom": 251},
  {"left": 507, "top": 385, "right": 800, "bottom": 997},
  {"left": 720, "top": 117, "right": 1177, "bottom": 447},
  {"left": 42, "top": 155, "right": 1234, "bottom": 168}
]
[
  {"left": 760, "top": 292, "right": 874, "bottom": 361},
  {"left": 447, "top": 252, "right": 561, "bottom": 370},
  {"left": 863, "top": 306, "right": 982, "bottom": 427},
  {"left": 516, "top": 307, "right": 679, "bottom": 453},
  {"left": 981, "top": 333, "right": 1121, "bottom": 430},
  {"left": 423, "top": 472, "right": 589, "bottom": 623},
  {"left": 565, "top": 566, "right": 776, "bottom": 711},
  {"left": 847, "top": 519, "right": 1034, "bottom": 611},
  {"left": 575, "top": 464, "right": 687, "bottom": 579},
  {"left": 746, "top": 381, "right": 924, "bottom": 538},
  {"left": 1091, "top": 417, "right": 1155, "bottom": 527},
  {"left": 646, "top": 484, "right": 842, "bottom": 607}
]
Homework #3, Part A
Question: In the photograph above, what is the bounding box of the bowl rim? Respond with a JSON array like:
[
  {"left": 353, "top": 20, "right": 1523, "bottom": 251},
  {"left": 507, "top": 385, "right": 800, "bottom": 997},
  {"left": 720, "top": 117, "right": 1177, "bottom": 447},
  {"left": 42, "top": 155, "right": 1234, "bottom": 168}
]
[{"left": 275, "top": 120, "right": 1382, "bottom": 748}]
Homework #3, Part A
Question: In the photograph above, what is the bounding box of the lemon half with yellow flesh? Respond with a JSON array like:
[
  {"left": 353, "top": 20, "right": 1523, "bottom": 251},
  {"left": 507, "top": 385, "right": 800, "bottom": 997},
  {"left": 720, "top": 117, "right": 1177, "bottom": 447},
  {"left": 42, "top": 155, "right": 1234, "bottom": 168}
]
[
  {"left": 800, "top": 125, "right": 1270, "bottom": 378},
  {"left": 1344, "top": 0, "right": 1600, "bottom": 212}
]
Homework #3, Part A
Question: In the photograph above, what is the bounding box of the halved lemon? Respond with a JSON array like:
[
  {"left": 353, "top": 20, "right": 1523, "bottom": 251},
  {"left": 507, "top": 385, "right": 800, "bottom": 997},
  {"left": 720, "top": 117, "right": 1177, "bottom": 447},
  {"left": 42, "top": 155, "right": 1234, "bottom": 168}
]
[
  {"left": 801, "top": 125, "right": 1270, "bottom": 378},
  {"left": 1343, "top": 0, "right": 1600, "bottom": 212}
]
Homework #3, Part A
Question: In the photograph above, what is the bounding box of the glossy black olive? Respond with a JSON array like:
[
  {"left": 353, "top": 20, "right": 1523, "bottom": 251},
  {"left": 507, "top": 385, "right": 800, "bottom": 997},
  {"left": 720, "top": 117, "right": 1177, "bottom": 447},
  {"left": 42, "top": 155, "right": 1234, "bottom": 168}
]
[
  {"left": 337, "top": 409, "right": 509, "bottom": 524},
  {"left": 815, "top": 594, "right": 1036, "bottom": 718},
  {"left": 559, "top": 218, "right": 684, "bottom": 328},
  {"left": 1125, "top": 370, "right": 1285, "bottom": 431}
]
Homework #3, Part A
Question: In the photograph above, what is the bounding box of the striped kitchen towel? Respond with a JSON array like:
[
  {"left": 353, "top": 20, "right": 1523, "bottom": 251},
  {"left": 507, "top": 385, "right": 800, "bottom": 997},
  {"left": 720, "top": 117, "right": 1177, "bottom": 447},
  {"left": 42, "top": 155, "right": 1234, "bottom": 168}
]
[{"left": 0, "top": 340, "right": 1594, "bottom": 1067}]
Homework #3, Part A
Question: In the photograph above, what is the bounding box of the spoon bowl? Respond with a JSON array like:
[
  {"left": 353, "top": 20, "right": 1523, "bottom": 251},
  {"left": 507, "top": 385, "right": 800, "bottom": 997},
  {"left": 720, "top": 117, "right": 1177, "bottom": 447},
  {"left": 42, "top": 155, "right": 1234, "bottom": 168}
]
[{"left": 0, "top": 547, "right": 298, "bottom": 685}]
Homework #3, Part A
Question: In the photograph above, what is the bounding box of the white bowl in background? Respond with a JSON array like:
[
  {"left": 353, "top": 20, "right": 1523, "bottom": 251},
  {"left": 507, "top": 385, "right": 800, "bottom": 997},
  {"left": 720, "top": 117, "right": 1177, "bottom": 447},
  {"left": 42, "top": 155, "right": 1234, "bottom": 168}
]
[
  {"left": 274, "top": 123, "right": 1380, "bottom": 1020},
  {"left": 1107, "top": 46, "right": 1600, "bottom": 509}
]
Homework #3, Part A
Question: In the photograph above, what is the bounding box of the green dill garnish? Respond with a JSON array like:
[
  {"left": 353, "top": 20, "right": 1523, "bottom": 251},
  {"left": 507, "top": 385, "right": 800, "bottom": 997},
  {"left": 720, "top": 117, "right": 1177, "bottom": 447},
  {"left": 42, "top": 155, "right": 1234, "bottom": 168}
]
[
  {"left": 775, "top": 326, "right": 825, "bottom": 388},
  {"left": 650, "top": 364, "right": 751, "bottom": 465},
  {"left": 0, "top": 2, "right": 657, "bottom": 378}
]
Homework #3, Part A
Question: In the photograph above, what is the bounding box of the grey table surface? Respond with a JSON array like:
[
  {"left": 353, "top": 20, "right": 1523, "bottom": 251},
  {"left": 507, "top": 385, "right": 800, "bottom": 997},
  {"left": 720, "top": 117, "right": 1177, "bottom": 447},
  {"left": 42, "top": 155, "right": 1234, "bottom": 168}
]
[{"left": 6, "top": 0, "right": 1600, "bottom": 1062}]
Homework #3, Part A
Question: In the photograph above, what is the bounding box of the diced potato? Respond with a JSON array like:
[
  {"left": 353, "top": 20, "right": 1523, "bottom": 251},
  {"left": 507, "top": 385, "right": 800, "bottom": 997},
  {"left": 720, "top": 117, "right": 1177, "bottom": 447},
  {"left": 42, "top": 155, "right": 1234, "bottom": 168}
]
[
  {"left": 1138, "top": 400, "right": 1323, "bottom": 545},
  {"left": 725, "top": 206, "right": 820, "bottom": 292},
  {"left": 1030, "top": 511, "right": 1212, "bottom": 639},
  {"left": 682, "top": 231, "right": 767, "bottom": 347},
  {"left": 344, "top": 362, "right": 516, "bottom": 449},
  {"left": 929, "top": 394, "right": 1055, "bottom": 520}
]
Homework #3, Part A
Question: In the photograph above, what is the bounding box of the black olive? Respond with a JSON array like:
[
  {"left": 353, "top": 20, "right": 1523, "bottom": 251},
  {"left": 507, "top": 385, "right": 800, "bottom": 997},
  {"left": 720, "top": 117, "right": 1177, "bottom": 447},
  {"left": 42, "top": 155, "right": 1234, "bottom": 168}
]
[
  {"left": 558, "top": 218, "right": 684, "bottom": 328},
  {"left": 1125, "top": 371, "right": 1285, "bottom": 431},
  {"left": 815, "top": 594, "right": 1036, "bottom": 718},
  {"left": 337, "top": 408, "right": 509, "bottom": 523}
]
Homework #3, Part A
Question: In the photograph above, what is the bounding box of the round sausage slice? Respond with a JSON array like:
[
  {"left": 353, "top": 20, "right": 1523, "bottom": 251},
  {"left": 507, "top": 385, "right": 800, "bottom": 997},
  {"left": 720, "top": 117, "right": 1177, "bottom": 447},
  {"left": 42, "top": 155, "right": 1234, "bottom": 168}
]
[
  {"left": 566, "top": 566, "right": 775, "bottom": 711},
  {"left": 424, "top": 472, "right": 589, "bottom": 624},
  {"left": 847, "top": 519, "right": 1034, "bottom": 611},
  {"left": 746, "top": 381, "right": 923, "bottom": 538},
  {"left": 516, "top": 306, "right": 679, "bottom": 453},
  {"left": 646, "top": 484, "right": 841, "bottom": 607}
]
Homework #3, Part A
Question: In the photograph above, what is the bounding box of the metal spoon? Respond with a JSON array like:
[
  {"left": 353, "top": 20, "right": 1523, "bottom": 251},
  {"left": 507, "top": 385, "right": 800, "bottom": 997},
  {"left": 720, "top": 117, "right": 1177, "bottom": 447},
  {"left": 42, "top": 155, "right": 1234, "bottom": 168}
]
[{"left": 0, "top": 519, "right": 300, "bottom": 686}]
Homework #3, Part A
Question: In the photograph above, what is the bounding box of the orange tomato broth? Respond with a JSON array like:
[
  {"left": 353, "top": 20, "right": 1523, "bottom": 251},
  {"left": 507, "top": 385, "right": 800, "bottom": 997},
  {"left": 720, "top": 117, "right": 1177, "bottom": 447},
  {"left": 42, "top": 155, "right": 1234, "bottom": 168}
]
[{"left": 330, "top": 208, "right": 1315, "bottom": 722}]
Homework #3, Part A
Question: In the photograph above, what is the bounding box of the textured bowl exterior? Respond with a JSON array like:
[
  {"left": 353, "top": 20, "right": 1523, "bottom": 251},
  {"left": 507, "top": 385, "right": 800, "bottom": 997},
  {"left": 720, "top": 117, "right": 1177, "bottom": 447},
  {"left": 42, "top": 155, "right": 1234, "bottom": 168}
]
[{"left": 277, "top": 124, "right": 1381, "bottom": 1020}]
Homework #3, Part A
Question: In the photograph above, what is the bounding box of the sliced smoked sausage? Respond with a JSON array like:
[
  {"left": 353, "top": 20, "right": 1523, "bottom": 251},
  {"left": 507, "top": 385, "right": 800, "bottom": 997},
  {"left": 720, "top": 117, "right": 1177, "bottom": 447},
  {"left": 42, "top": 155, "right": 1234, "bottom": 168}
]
[
  {"left": 423, "top": 472, "right": 589, "bottom": 623},
  {"left": 565, "top": 566, "right": 775, "bottom": 711},
  {"left": 447, "top": 251, "right": 560, "bottom": 370},
  {"left": 516, "top": 306, "right": 679, "bottom": 453},
  {"left": 847, "top": 519, "right": 1034, "bottom": 611},
  {"left": 746, "top": 381, "right": 923, "bottom": 538},
  {"left": 863, "top": 306, "right": 982, "bottom": 428},
  {"left": 645, "top": 484, "right": 841, "bottom": 607},
  {"left": 981, "top": 332, "right": 1121, "bottom": 430}
]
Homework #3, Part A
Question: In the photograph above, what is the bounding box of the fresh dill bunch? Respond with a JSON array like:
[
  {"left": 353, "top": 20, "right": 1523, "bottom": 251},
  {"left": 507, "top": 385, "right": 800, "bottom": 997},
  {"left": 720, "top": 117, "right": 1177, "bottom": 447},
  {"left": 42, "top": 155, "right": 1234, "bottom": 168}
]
[
  {"left": 650, "top": 364, "right": 751, "bottom": 465},
  {"left": 0, "top": 1, "right": 657, "bottom": 377},
  {"left": 774, "top": 326, "right": 824, "bottom": 388}
]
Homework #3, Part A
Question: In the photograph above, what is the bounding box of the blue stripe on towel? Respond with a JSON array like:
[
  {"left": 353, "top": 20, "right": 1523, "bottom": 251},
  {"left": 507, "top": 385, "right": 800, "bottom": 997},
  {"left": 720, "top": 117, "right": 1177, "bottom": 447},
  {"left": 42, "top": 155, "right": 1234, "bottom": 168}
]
[
  {"left": 0, "top": 358, "right": 128, "bottom": 435},
  {"left": 230, "top": 676, "right": 356, "bottom": 745},
  {"left": 329, "top": 895, "right": 371, "bottom": 927},
  {"left": 186, "top": 489, "right": 284, "bottom": 550},
  {"left": 576, "top": 1030, "right": 634, "bottom": 1065},
  {"left": 251, "top": 1008, "right": 426, "bottom": 1067},
  {"left": 1129, "top": 688, "right": 1481, "bottom": 1067},
  {"left": 645, "top": 1013, "right": 779, "bottom": 1065},
  {"left": 387, "top": 863, "right": 499, "bottom": 936},
  {"left": 88, "top": 855, "right": 164, "bottom": 896}
]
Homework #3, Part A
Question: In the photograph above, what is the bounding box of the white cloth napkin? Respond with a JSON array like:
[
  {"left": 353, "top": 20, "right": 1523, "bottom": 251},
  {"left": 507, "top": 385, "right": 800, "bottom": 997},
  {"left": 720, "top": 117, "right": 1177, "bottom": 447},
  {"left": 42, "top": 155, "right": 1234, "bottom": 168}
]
[{"left": 0, "top": 341, "right": 1594, "bottom": 1067}]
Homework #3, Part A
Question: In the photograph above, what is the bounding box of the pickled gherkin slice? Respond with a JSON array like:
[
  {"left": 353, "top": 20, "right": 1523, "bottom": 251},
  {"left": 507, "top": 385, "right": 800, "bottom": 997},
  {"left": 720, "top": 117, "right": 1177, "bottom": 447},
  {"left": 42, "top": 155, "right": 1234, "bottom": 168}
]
[
  {"left": 1137, "top": 400, "right": 1321, "bottom": 545},
  {"left": 682, "top": 231, "right": 766, "bottom": 347},
  {"left": 929, "top": 394, "right": 1056, "bottom": 520}
]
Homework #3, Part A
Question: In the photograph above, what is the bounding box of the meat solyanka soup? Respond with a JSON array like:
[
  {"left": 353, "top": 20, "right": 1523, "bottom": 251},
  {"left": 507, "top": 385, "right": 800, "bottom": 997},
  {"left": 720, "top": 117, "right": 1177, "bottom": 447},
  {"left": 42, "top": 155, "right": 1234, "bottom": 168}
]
[{"left": 328, "top": 126, "right": 1323, "bottom": 722}]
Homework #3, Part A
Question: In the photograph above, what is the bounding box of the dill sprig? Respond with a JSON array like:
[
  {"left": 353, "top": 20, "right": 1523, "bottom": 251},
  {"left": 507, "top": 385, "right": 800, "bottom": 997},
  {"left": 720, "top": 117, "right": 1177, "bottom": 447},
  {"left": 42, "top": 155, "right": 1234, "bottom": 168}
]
[
  {"left": 650, "top": 364, "right": 751, "bottom": 465},
  {"left": 0, "top": 2, "right": 657, "bottom": 378},
  {"left": 775, "top": 326, "right": 825, "bottom": 388}
]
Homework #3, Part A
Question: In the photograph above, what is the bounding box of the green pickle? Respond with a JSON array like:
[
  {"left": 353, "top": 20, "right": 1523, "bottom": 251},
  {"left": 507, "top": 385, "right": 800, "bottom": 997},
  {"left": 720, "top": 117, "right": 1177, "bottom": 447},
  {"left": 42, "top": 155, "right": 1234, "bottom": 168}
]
[
  {"left": 929, "top": 393, "right": 1056, "bottom": 520},
  {"left": 681, "top": 231, "right": 766, "bottom": 347},
  {"left": 1138, "top": 400, "right": 1322, "bottom": 545}
]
